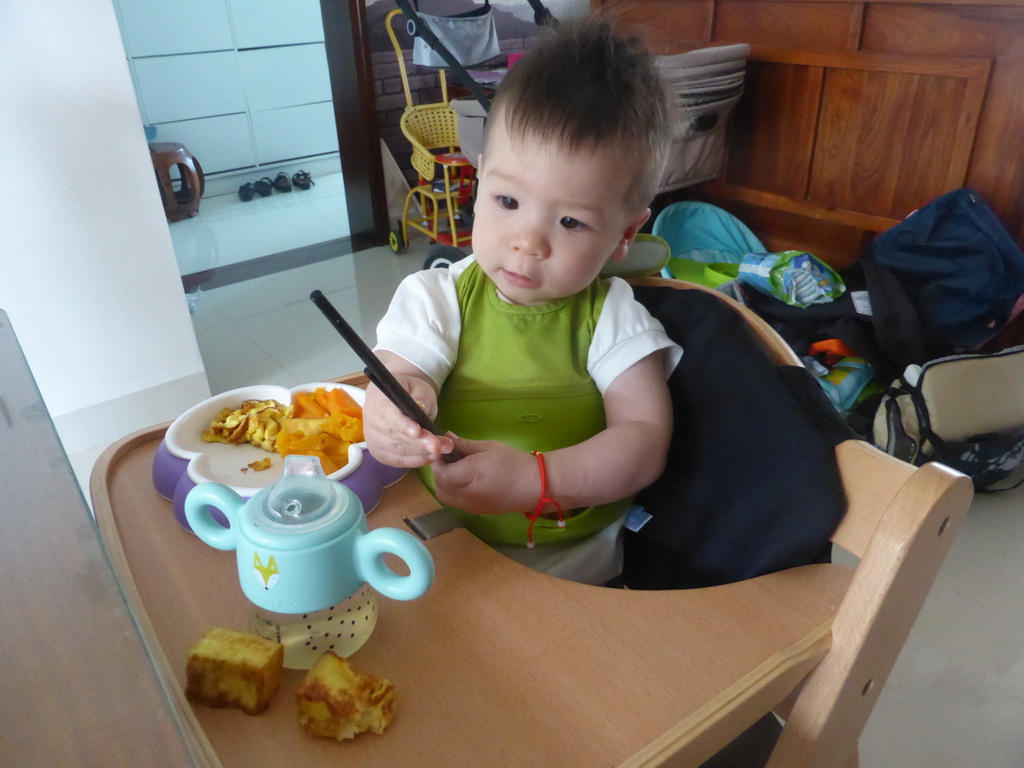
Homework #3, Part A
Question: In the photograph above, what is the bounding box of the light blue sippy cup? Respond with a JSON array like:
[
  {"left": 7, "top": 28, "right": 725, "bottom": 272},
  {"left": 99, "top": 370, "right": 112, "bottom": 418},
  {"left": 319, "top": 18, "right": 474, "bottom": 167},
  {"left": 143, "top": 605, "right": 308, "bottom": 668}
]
[{"left": 185, "top": 454, "right": 434, "bottom": 667}]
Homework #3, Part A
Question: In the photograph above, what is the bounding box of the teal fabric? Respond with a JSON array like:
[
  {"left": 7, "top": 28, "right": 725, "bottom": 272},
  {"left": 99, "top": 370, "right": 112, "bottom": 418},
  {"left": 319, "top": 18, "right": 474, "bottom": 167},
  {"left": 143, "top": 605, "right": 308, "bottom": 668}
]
[{"left": 653, "top": 201, "right": 765, "bottom": 266}]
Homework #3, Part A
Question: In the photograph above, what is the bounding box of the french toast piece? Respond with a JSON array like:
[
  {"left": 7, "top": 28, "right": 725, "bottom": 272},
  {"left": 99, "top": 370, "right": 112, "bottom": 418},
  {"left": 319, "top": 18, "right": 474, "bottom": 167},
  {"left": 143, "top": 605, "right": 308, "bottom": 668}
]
[
  {"left": 185, "top": 626, "right": 283, "bottom": 715},
  {"left": 295, "top": 651, "right": 396, "bottom": 740}
]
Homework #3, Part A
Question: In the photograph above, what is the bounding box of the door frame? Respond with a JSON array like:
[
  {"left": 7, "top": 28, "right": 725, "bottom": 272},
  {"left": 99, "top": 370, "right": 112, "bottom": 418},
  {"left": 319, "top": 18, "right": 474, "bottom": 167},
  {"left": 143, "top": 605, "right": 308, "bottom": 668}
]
[{"left": 321, "top": 0, "right": 389, "bottom": 249}]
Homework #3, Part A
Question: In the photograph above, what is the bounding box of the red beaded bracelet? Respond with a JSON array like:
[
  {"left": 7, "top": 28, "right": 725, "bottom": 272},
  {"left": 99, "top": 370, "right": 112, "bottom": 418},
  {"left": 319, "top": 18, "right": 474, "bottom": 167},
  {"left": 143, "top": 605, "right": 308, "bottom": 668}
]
[{"left": 525, "top": 450, "right": 565, "bottom": 548}]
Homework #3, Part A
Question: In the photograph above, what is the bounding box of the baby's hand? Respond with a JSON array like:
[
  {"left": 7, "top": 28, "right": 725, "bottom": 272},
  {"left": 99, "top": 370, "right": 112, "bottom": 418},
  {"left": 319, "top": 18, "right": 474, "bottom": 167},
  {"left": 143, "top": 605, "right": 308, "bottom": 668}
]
[
  {"left": 430, "top": 436, "right": 536, "bottom": 515},
  {"left": 363, "top": 375, "right": 453, "bottom": 468}
]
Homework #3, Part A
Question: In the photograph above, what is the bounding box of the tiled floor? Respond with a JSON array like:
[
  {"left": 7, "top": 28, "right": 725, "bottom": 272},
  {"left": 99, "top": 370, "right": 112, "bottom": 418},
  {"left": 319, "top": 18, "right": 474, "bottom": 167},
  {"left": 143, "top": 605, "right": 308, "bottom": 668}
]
[
  {"left": 76, "top": 183, "right": 1024, "bottom": 765},
  {"left": 186, "top": 237, "right": 428, "bottom": 394},
  {"left": 169, "top": 170, "right": 352, "bottom": 276},
  {"left": 169, "top": 170, "right": 430, "bottom": 394},
  {"left": 860, "top": 485, "right": 1024, "bottom": 768}
]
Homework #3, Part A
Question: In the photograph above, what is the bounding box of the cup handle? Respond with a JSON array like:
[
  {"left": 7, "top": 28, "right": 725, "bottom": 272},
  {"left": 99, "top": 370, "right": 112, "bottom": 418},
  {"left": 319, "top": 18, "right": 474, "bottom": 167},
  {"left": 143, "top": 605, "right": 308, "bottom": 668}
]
[
  {"left": 184, "top": 483, "right": 243, "bottom": 550},
  {"left": 355, "top": 527, "right": 435, "bottom": 601}
]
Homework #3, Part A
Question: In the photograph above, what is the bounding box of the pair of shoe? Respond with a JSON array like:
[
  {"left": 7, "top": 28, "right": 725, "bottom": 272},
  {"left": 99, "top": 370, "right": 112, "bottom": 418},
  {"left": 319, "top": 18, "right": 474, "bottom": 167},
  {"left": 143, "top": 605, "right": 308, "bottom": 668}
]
[
  {"left": 238, "top": 171, "right": 315, "bottom": 201},
  {"left": 238, "top": 177, "right": 272, "bottom": 201},
  {"left": 272, "top": 170, "right": 316, "bottom": 192},
  {"left": 292, "top": 170, "right": 315, "bottom": 190}
]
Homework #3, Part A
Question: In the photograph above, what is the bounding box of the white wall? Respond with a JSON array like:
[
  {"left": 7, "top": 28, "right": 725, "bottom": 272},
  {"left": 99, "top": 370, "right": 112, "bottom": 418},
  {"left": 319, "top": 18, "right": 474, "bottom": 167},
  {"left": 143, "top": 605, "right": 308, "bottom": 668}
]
[{"left": 0, "top": 0, "right": 210, "bottom": 466}]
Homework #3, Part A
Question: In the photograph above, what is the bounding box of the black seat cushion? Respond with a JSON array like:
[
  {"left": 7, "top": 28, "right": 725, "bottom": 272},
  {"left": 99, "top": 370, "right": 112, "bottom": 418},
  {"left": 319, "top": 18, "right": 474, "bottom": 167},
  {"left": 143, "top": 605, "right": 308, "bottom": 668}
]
[{"left": 624, "top": 286, "right": 850, "bottom": 590}]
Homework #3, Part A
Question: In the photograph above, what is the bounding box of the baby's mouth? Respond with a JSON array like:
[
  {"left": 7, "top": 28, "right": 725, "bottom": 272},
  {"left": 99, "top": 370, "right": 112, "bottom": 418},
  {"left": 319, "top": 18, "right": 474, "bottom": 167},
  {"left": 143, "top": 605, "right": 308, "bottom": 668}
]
[{"left": 501, "top": 268, "right": 540, "bottom": 289}]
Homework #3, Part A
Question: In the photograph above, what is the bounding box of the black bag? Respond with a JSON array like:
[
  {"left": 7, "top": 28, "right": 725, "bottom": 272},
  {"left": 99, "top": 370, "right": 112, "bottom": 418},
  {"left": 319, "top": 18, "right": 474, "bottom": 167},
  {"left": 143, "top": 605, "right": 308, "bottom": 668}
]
[
  {"left": 866, "top": 188, "right": 1024, "bottom": 356},
  {"left": 738, "top": 260, "right": 928, "bottom": 438},
  {"left": 741, "top": 259, "right": 928, "bottom": 384},
  {"left": 624, "top": 287, "right": 850, "bottom": 590}
]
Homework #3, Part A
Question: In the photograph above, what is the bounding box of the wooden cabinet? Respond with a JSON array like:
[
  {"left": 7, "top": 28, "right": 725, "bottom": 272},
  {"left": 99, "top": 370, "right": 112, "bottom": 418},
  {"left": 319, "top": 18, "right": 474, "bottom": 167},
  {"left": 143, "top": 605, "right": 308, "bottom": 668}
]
[
  {"left": 593, "top": 0, "right": 1024, "bottom": 268},
  {"left": 724, "top": 49, "right": 990, "bottom": 231},
  {"left": 239, "top": 44, "right": 338, "bottom": 165},
  {"left": 238, "top": 45, "right": 333, "bottom": 111},
  {"left": 115, "top": 0, "right": 233, "bottom": 57},
  {"left": 226, "top": 0, "right": 326, "bottom": 48},
  {"left": 114, "top": 0, "right": 337, "bottom": 177},
  {"left": 133, "top": 51, "right": 245, "bottom": 124}
]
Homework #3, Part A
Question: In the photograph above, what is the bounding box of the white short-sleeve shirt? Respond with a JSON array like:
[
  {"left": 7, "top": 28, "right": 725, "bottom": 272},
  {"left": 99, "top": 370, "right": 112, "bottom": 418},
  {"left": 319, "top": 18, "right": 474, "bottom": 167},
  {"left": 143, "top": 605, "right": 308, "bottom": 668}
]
[{"left": 374, "top": 256, "right": 682, "bottom": 390}]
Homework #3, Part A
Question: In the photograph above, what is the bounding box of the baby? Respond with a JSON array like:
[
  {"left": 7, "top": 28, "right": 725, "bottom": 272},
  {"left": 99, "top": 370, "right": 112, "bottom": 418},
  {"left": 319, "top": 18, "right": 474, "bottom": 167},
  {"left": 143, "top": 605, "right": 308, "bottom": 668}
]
[{"left": 365, "top": 17, "right": 682, "bottom": 584}]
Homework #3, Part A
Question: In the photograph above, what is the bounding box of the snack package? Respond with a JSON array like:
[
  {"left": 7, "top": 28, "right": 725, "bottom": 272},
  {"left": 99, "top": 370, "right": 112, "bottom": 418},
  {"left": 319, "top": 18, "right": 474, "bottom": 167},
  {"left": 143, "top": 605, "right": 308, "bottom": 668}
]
[{"left": 739, "top": 251, "right": 845, "bottom": 307}]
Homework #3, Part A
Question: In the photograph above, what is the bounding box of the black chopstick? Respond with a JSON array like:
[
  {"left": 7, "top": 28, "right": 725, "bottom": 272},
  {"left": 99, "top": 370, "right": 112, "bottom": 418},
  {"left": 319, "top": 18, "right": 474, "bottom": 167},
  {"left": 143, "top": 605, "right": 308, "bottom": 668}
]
[{"left": 310, "top": 290, "right": 461, "bottom": 462}]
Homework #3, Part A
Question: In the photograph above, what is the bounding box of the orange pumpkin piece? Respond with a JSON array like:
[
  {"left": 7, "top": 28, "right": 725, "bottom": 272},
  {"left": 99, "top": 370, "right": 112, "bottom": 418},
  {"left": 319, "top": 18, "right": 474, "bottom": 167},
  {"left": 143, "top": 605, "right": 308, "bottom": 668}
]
[
  {"left": 325, "top": 387, "right": 362, "bottom": 419},
  {"left": 325, "top": 412, "right": 364, "bottom": 443},
  {"left": 313, "top": 387, "right": 332, "bottom": 414},
  {"left": 275, "top": 413, "right": 364, "bottom": 475},
  {"left": 276, "top": 430, "right": 342, "bottom": 475},
  {"left": 294, "top": 391, "right": 328, "bottom": 419},
  {"left": 309, "top": 386, "right": 362, "bottom": 420}
]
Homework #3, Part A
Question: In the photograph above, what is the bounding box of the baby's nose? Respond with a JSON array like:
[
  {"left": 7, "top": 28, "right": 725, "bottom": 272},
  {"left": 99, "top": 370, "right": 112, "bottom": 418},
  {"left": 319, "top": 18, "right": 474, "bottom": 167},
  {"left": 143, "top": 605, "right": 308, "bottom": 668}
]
[{"left": 512, "top": 226, "right": 549, "bottom": 258}]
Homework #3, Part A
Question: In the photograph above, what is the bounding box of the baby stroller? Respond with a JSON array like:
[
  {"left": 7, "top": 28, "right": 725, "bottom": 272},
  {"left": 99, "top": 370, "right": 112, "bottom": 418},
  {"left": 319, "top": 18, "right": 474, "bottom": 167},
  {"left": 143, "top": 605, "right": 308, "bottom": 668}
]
[
  {"left": 386, "top": 0, "right": 554, "bottom": 268},
  {"left": 391, "top": 0, "right": 552, "bottom": 113},
  {"left": 385, "top": 7, "right": 479, "bottom": 256}
]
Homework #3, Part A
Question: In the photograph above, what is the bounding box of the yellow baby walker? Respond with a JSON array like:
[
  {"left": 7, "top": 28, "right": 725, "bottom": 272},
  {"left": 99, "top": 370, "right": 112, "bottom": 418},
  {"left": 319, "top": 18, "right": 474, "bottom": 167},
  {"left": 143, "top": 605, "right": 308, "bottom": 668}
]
[
  {"left": 385, "top": 7, "right": 480, "bottom": 254},
  {"left": 393, "top": 102, "right": 475, "bottom": 253}
]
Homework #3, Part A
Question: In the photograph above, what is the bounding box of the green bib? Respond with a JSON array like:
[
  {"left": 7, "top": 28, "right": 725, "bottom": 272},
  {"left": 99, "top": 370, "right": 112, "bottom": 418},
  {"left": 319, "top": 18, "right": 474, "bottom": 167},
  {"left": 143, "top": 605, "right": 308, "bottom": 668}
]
[{"left": 420, "top": 261, "right": 629, "bottom": 546}]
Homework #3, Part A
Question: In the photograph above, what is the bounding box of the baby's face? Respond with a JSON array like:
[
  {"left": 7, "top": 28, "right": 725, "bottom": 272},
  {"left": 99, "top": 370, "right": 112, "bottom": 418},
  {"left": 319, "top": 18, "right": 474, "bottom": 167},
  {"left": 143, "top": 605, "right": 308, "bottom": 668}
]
[{"left": 471, "top": 120, "right": 649, "bottom": 306}]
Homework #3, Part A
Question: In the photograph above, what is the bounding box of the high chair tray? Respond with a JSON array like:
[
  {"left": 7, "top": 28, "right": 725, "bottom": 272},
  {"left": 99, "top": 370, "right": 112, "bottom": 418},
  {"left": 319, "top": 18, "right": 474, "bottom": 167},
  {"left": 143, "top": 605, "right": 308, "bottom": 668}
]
[{"left": 90, "top": 376, "right": 853, "bottom": 767}]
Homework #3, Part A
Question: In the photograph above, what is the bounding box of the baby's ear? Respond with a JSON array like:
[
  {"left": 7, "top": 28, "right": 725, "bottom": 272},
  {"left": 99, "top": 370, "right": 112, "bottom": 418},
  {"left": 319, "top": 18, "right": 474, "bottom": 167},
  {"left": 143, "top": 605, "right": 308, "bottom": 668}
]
[{"left": 609, "top": 208, "right": 652, "bottom": 263}]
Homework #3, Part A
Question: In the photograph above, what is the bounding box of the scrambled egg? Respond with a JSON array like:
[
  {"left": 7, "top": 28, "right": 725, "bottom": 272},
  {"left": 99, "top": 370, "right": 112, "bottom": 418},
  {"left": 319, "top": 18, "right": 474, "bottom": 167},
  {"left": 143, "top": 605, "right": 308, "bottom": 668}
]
[{"left": 201, "top": 399, "right": 293, "bottom": 451}]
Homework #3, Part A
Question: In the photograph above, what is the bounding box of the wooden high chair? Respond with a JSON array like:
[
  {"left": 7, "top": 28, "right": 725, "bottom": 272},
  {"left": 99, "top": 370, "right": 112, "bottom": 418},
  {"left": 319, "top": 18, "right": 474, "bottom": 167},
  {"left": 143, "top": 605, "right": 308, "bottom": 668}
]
[{"left": 88, "top": 280, "right": 973, "bottom": 768}]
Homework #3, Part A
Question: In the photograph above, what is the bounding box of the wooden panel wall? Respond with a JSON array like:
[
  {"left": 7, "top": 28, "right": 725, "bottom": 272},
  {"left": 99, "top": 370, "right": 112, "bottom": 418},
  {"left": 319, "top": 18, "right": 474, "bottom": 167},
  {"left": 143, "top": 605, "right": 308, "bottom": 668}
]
[{"left": 593, "top": 0, "right": 1024, "bottom": 268}]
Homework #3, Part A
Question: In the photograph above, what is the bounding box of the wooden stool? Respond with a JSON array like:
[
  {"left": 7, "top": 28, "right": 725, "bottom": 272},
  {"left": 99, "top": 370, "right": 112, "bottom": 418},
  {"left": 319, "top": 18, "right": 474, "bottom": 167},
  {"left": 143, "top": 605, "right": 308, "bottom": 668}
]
[{"left": 149, "top": 142, "right": 205, "bottom": 222}]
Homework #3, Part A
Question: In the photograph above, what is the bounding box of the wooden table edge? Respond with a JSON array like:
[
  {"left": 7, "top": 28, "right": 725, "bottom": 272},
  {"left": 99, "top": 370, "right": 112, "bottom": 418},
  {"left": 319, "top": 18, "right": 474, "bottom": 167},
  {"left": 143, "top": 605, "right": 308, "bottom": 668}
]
[
  {"left": 91, "top": 422, "right": 224, "bottom": 768},
  {"left": 622, "top": 620, "right": 832, "bottom": 766}
]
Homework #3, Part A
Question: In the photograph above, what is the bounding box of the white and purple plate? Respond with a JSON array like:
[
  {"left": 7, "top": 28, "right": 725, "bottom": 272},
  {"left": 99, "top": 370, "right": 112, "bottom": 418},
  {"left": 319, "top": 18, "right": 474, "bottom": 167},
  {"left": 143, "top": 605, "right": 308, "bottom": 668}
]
[{"left": 152, "top": 382, "right": 405, "bottom": 533}]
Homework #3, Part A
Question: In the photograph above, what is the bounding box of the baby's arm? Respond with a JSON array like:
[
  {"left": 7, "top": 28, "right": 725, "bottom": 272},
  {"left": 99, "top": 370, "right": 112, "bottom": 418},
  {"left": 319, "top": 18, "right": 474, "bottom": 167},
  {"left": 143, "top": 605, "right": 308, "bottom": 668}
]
[
  {"left": 363, "top": 350, "right": 455, "bottom": 468},
  {"left": 544, "top": 350, "right": 672, "bottom": 507},
  {"left": 364, "top": 264, "right": 462, "bottom": 468},
  {"left": 430, "top": 350, "right": 672, "bottom": 514}
]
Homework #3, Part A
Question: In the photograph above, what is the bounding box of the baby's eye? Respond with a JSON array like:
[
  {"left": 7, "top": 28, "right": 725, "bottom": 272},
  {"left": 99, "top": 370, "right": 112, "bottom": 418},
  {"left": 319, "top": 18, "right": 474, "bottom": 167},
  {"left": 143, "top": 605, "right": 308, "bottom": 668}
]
[
  {"left": 496, "top": 195, "right": 518, "bottom": 210},
  {"left": 560, "top": 216, "right": 585, "bottom": 231}
]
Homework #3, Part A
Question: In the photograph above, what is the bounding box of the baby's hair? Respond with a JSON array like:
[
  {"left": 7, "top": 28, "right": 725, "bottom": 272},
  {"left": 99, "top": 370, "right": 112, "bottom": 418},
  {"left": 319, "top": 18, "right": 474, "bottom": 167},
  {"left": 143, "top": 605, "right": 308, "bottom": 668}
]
[{"left": 487, "top": 16, "right": 670, "bottom": 210}]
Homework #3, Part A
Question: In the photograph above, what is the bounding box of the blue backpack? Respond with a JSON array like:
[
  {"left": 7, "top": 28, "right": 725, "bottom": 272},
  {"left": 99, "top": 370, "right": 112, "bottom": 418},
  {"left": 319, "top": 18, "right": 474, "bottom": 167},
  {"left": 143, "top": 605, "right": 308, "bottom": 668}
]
[{"left": 866, "top": 188, "right": 1024, "bottom": 356}]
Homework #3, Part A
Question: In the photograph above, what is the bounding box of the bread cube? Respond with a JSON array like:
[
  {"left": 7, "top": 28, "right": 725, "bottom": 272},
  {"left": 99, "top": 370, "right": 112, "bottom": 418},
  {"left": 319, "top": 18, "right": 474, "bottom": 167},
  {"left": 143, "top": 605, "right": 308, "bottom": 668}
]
[
  {"left": 185, "top": 626, "right": 283, "bottom": 715},
  {"left": 295, "top": 651, "right": 396, "bottom": 740}
]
